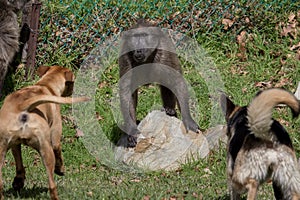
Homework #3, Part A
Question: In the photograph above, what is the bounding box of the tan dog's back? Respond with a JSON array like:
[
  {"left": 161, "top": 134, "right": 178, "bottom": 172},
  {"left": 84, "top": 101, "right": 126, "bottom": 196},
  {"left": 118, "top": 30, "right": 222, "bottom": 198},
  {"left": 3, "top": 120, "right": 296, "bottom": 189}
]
[{"left": 0, "top": 85, "right": 56, "bottom": 142}]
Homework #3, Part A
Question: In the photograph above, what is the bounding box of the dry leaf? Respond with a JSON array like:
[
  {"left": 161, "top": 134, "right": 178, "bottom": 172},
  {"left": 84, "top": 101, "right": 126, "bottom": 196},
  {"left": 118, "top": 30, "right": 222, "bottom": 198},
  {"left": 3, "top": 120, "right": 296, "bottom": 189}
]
[
  {"left": 222, "top": 18, "right": 234, "bottom": 30},
  {"left": 98, "top": 81, "right": 107, "bottom": 89},
  {"left": 130, "top": 178, "right": 141, "bottom": 183},
  {"left": 281, "top": 25, "right": 294, "bottom": 37},
  {"left": 143, "top": 196, "right": 151, "bottom": 200},
  {"left": 96, "top": 112, "right": 104, "bottom": 121},
  {"left": 254, "top": 81, "right": 272, "bottom": 88},
  {"left": 242, "top": 88, "right": 248, "bottom": 94},
  {"left": 87, "top": 191, "right": 93, "bottom": 197},
  {"left": 75, "top": 129, "right": 84, "bottom": 138},
  {"left": 290, "top": 42, "right": 300, "bottom": 51},
  {"left": 236, "top": 31, "right": 247, "bottom": 61},
  {"left": 274, "top": 78, "right": 292, "bottom": 88},
  {"left": 288, "top": 13, "right": 296, "bottom": 23}
]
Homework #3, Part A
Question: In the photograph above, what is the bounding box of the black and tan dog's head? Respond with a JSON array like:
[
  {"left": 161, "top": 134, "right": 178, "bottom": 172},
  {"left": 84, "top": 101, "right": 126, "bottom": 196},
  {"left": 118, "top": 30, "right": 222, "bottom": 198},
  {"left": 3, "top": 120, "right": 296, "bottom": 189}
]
[
  {"left": 220, "top": 94, "right": 249, "bottom": 138},
  {"left": 220, "top": 94, "right": 251, "bottom": 163},
  {"left": 37, "top": 65, "right": 75, "bottom": 97}
]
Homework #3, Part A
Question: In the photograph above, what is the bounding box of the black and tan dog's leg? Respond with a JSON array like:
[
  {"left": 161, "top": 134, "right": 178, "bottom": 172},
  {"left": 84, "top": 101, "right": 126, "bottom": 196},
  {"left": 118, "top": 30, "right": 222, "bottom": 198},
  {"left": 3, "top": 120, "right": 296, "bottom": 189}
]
[
  {"left": 246, "top": 179, "right": 259, "bottom": 200},
  {"left": 229, "top": 185, "right": 241, "bottom": 200},
  {"left": 39, "top": 141, "right": 58, "bottom": 200},
  {"left": 11, "top": 144, "right": 26, "bottom": 191}
]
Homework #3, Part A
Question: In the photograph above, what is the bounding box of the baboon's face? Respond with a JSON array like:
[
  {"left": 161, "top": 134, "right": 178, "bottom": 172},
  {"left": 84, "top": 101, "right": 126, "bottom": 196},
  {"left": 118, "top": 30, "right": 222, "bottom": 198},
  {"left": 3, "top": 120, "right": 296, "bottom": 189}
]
[{"left": 123, "top": 27, "right": 160, "bottom": 63}]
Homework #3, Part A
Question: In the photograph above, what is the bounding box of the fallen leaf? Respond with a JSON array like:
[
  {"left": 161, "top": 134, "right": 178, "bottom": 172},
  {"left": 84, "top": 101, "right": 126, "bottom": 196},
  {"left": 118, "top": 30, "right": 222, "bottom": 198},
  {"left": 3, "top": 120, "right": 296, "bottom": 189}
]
[
  {"left": 254, "top": 81, "right": 272, "bottom": 88},
  {"left": 143, "top": 196, "right": 151, "bottom": 200},
  {"left": 290, "top": 42, "right": 300, "bottom": 51},
  {"left": 236, "top": 31, "right": 247, "bottom": 61},
  {"left": 75, "top": 129, "right": 84, "bottom": 138},
  {"left": 281, "top": 25, "right": 294, "bottom": 37},
  {"left": 96, "top": 112, "right": 104, "bottom": 121},
  {"left": 274, "top": 78, "right": 292, "bottom": 88},
  {"left": 222, "top": 18, "right": 234, "bottom": 30},
  {"left": 98, "top": 81, "right": 107, "bottom": 89},
  {"left": 288, "top": 13, "right": 296, "bottom": 23},
  {"left": 87, "top": 191, "right": 93, "bottom": 197},
  {"left": 130, "top": 178, "right": 141, "bottom": 183},
  {"left": 203, "top": 167, "right": 212, "bottom": 175}
]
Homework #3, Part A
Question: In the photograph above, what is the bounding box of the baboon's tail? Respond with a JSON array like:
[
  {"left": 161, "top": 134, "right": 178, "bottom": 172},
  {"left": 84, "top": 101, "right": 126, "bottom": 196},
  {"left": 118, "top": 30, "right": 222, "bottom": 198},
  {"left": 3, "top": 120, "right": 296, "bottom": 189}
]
[
  {"left": 19, "top": 95, "right": 90, "bottom": 112},
  {"left": 247, "top": 88, "right": 300, "bottom": 141}
]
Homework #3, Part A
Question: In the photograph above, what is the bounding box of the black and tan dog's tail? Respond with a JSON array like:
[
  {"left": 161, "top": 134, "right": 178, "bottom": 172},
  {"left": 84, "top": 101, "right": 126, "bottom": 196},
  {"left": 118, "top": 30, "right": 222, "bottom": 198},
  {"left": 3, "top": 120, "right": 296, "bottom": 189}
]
[
  {"left": 19, "top": 95, "right": 90, "bottom": 112},
  {"left": 247, "top": 88, "right": 300, "bottom": 141}
]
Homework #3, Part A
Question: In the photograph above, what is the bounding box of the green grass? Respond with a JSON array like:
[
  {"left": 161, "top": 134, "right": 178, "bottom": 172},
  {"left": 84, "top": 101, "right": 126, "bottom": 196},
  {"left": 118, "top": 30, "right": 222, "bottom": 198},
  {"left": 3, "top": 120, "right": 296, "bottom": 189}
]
[{"left": 1, "top": 1, "right": 300, "bottom": 199}]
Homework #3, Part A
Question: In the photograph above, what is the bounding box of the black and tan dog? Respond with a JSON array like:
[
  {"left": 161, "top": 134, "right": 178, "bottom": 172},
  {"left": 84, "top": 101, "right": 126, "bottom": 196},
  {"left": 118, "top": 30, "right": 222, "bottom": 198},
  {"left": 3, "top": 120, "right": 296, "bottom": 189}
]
[
  {"left": 0, "top": 66, "right": 89, "bottom": 200},
  {"left": 221, "top": 88, "right": 300, "bottom": 200}
]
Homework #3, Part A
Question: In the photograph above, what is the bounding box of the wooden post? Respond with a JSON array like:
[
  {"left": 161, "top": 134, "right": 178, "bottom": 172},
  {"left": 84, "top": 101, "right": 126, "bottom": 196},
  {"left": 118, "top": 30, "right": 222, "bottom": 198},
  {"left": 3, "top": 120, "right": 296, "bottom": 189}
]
[{"left": 24, "top": 1, "right": 42, "bottom": 79}]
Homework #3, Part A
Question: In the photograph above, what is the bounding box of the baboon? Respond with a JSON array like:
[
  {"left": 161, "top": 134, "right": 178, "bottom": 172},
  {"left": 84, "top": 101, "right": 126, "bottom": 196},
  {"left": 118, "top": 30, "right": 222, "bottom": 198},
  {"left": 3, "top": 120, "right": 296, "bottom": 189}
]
[
  {"left": 0, "top": 0, "right": 30, "bottom": 97},
  {"left": 118, "top": 19, "right": 200, "bottom": 147}
]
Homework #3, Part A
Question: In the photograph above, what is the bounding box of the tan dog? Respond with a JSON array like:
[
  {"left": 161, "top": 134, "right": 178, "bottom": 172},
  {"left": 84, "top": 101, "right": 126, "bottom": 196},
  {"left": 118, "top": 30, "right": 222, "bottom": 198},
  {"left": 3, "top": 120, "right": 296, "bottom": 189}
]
[
  {"left": 0, "top": 66, "right": 89, "bottom": 200},
  {"left": 221, "top": 88, "right": 300, "bottom": 200}
]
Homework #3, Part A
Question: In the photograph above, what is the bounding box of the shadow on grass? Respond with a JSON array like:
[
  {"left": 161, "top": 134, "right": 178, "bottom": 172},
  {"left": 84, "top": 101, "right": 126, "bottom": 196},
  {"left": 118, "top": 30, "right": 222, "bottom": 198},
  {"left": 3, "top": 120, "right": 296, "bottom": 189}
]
[{"left": 5, "top": 186, "right": 49, "bottom": 199}]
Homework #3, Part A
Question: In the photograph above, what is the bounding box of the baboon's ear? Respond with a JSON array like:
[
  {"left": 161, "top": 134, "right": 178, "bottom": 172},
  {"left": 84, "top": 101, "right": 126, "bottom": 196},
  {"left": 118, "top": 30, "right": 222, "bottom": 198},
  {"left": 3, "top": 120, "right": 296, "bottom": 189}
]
[
  {"left": 64, "top": 71, "right": 74, "bottom": 82},
  {"left": 37, "top": 66, "right": 51, "bottom": 77},
  {"left": 220, "top": 93, "right": 236, "bottom": 122}
]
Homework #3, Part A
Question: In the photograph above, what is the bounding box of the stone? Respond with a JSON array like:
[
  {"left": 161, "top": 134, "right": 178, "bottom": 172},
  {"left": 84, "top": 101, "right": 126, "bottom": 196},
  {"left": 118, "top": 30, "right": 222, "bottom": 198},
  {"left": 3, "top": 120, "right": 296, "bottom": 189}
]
[{"left": 115, "top": 110, "right": 226, "bottom": 171}]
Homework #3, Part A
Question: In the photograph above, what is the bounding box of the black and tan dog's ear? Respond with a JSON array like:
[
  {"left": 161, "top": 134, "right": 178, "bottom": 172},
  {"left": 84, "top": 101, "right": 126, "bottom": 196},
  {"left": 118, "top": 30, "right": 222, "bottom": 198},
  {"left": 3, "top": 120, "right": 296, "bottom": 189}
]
[
  {"left": 37, "top": 66, "right": 51, "bottom": 77},
  {"left": 220, "top": 93, "right": 236, "bottom": 122}
]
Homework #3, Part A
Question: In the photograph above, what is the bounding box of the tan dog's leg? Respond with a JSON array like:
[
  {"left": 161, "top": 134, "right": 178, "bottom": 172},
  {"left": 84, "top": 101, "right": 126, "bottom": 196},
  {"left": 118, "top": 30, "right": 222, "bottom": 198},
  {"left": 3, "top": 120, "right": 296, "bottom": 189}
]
[
  {"left": 246, "top": 179, "right": 258, "bottom": 200},
  {"left": 51, "top": 115, "right": 65, "bottom": 176},
  {"left": 11, "top": 144, "right": 26, "bottom": 191},
  {"left": 39, "top": 141, "right": 59, "bottom": 200}
]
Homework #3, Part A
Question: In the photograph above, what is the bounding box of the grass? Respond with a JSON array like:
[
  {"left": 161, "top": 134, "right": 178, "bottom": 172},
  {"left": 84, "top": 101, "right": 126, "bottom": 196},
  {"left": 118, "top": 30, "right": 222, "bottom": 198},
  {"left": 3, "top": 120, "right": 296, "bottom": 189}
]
[{"left": 1, "top": 0, "right": 300, "bottom": 199}]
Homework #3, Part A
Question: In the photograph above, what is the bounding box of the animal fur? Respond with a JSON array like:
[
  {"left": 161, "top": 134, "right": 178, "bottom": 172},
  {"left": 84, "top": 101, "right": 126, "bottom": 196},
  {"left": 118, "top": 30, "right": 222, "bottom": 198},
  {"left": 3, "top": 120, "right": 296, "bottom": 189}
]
[
  {"left": 221, "top": 88, "right": 300, "bottom": 200},
  {"left": 0, "top": 0, "right": 30, "bottom": 96},
  {"left": 0, "top": 66, "right": 89, "bottom": 200}
]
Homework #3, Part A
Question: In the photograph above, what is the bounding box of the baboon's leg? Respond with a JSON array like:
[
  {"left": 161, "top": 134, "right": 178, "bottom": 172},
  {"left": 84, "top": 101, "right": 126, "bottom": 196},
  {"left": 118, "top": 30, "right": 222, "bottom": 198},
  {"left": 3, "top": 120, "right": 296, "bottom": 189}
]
[
  {"left": 119, "top": 79, "right": 140, "bottom": 147},
  {"left": 173, "top": 78, "right": 200, "bottom": 133}
]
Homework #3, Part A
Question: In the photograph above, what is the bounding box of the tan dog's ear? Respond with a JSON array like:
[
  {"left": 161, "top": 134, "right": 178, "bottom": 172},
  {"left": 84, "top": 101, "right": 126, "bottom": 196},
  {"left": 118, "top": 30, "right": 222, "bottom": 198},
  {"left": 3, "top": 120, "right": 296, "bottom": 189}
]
[
  {"left": 64, "top": 71, "right": 74, "bottom": 82},
  {"left": 37, "top": 66, "right": 51, "bottom": 77}
]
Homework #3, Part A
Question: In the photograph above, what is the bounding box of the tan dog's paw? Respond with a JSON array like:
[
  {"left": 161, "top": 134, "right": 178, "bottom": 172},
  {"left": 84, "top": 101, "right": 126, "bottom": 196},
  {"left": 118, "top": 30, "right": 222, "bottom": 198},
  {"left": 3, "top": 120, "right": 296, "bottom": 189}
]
[
  {"left": 55, "top": 165, "right": 65, "bottom": 176},
  {"left": 12, "top": 177, "right": 25, "bottom": 192}
]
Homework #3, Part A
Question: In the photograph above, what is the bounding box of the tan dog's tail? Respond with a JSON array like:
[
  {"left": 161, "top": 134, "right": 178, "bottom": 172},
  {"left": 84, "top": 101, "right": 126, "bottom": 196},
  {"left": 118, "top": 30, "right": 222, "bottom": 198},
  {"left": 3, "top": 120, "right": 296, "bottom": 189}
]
[
  {"left": 247, "top": 88, "right": 300, "bottom": 141},
  {"left": 19, "top": 95, "right": 90, "bottom": 112}
]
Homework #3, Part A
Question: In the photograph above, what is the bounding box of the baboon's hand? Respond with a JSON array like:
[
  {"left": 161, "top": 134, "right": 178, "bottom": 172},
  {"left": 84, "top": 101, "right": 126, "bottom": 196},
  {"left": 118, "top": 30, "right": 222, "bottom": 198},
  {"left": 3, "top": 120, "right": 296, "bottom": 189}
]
[{"left": 184, "top": 119, "right": 201, "bottom": 133}]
